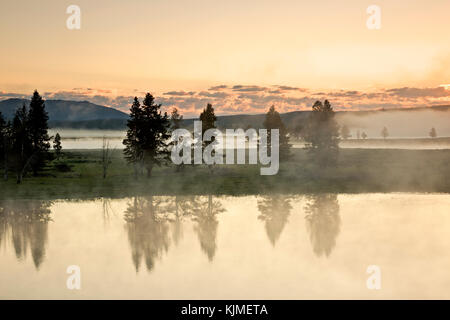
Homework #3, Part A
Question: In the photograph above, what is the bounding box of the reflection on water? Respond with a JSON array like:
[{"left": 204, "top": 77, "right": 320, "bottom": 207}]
[
  {"left": 1, "top": 193, "right": 450, "bottom": 299},
  {"left": 0, "top": 200, "right": 52, "bottom": 270},
  {"left": 305, "top": 194, "right": 341, "bottom": 257},
  {"left": 124, "top": 195, "right": 225, "bottom": 269},
  {"left": 257, "top": 195, "right": 292, "bottom": 246},
  {"left": 124, "top": 196, "right": 171, "bottom": 272},
  {"left": 191, "top": 195, "right": 225, "bottom": 261}
]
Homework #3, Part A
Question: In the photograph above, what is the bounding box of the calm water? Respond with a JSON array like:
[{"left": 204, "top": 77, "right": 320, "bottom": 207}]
[{"left": 1, "top": 193, "right": 450, "bottom": 299}]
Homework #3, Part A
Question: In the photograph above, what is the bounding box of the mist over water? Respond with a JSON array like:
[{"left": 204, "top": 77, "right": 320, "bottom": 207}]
[{"left": 336, "top": 109, "right": 450, "bottom": 139}]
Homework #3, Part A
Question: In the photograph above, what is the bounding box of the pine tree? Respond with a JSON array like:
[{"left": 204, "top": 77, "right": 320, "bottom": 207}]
[
  {"left": 123, "top": 97, "right": 144, "bottom": 176},
  {"left": 199, "top": 103, "right": 218, "bottom": 150},
  {"left": 303, "top": 100, "right": 340, "bottom": 165},
  {"left": 171, "top": 108, "right": 185, "bottom": 172},
  {"left": 171, "top": 108, "right": 183, "bottom": 130},
  {"left": 263, "top": 105, "right": 291, "bottom": 160},
  {"left": 28, "top": 90, "right": 51, "bottom": 175},
  {"left": 199, "top": 103, "right": 217, "bottom": 134},
  {"left": 199, "top": 104, "right": 218, "bottom": 170},
  {"left": 53, "top": 133, "right": 62, "bottom": 160},
  {"left": 0, "top": 112, "right": 9, "bottom": 180},
  {"left": 10, "top": 104, "right": 33, "bottom": 183},
  {"left": 123, "top": 94, "right": 171, "bottom": 178}
]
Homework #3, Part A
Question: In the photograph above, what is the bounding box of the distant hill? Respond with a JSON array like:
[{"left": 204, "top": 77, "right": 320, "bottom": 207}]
[{"left": 0, "top": 98, "right": 128, "bottom": 123}]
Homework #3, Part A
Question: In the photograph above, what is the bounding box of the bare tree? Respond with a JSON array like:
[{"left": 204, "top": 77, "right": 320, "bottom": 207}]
[{"left": 101, "top": 136, "right": 113, "bottom": 179}]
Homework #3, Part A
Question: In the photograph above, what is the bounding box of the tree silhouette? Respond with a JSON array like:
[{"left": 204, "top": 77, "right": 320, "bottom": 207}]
[
  {"left": 257, "top": 195, "right": 292, "bottom": 246},
  {"left": 10, "top": 104, "right": 33, "bottom": 183},
  {"left": 171, "top": 108, "right": 186, "bottom": 172},
  {"left": 0, "top": 112, "right": 9, "bottom": 180},
  {"left": 304, "top": 194, "right": 340, "bottom": 257},
  {"left": 303, "top": 100, "right": 340, "bottom": 166},
  {"left": 123, "top": 94, "right": 171, "bottom": 178},
  {"left": 171, "top": 108, "right": 183, "bottom": 130},
  {"left": 429, "top": 127, "right": 437, "bottom": 139},
  {"left": 123, "top": 97, "right": 144, "bottom": 176},
  {"left": 53, "top": 133, "right": 62, "bottom": 160},
  {"left": 28, "top": 90, "right": 51, "bottom": 175},
  {"left": 381, "top": 126, "right": 389, "bottom": 140},
  {"left": 199, "top": 104, "right": 218, "bottom": 170},
  {"left": 263, "top": 105, "right": 291, "bottom": 160}
]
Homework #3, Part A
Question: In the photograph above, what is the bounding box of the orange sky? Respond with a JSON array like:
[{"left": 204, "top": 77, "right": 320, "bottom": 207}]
[{"left": 0, "top": 0, "right": 449, "bottom": 116}]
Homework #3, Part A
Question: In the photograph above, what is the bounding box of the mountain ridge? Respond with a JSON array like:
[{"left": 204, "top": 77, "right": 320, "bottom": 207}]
[{"left": 1, "top": 98, "right": 448, "bottom": 130}]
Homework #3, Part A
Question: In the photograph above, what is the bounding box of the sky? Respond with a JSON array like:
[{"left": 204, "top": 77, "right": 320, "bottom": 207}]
[{"left": 0, "top": 0, "right": 449, "bottom": 117}]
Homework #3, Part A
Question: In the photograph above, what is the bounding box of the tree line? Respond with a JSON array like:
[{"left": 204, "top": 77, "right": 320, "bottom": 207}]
[
  {"left": 122, "top": 93, "right": 341, "bottom": 177},
  {"left": 7, "top": 89, "right": 439, "bottom": 183},
  {"left": 0, "top": 90, "right": 62, "bottom": 183}
]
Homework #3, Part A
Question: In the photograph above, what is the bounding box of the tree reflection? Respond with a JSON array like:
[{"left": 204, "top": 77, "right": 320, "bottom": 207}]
[
  {"left": 191, "top": 195, "right": 225, "bottom": 261},
  {"left": 257, "top": 195, "right": 292, "bottom": 246},
  {"left": 124, "top": 194, "right": 226, "bottom": 268},
  {"left": 0, "top": 200, "right": 52, "bottom": 269},
  {"left": 165, "top": 195, "right": 194, "bottom": 247},
  {"left": 124, "top": 196, "right": 171, "bottom": 272},
  {"left": 304, "top": 194, "right": 340, "bottom": 257}
]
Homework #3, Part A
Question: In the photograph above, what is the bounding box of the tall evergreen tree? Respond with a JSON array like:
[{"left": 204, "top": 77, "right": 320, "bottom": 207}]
[
  {"left": 170, "top": 108, "right": 183, "bottom": 130},
  {"left": 28, "top": 90, "right": 51, "bottom": 175},
  {"left": 0, "top": 112, "right": 9, "bottom": 180},
  {"left": 263, "top": 105, "right": 291, "bottom": 160},
  {"left": 53, "top": 133, "right": 62, "bottom": 160},
  {"left": 199, "top": 103, "right": 217, "bottom": 135},
  {"left": 303, "top": 100, "right": 340, "bottom": 165},
  {"left": 123, "top": 97, "right": 144, "bottom": 175},
  {"left": 170, "top": 108, "right": 185, "bottom": 172},
  {"left": 199, "top": 104, "right": 218, "bottom": 167},
  {"left": 123, "top": 94, "right": 171, "bottom": 178},
  {"left": 10, "top": 104, "right": 33, "bottom": 183}
]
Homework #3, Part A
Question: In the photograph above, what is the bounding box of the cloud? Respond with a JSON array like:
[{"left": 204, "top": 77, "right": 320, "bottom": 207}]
[
  {"left": 1, "top": 85, "right": 448, "bottom": 118},
  {"left": 386, "top": 87, "right": 450, "bottom": 98},
  {"left": 232, "top": 85, "right": 268, "bottom": 92},
  {"left": 208, "top": 85, "right": 228, "bottom": 91},
  {"left": 163, "top": 91, "right": 196, "bottom": 96}
]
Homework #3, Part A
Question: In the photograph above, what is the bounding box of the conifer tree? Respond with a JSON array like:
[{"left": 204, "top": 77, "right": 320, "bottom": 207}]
[
  {"left": 10, "top": 104, "right": 32, "bottom": 183},
  {"left": 303, "top": 100, "right": 340, "bottom": 165},
  {"left": 123, "top": 94, "right": 171, "bottom": 178},
  {"left": 53, "top": 133, "right": 62, "bottom": 160},
  {"left": 263, "top": 105, "right": 291, "bottom": 160},
  {"left": 28, "top": 90, "right": 50, "bottom": 175}
]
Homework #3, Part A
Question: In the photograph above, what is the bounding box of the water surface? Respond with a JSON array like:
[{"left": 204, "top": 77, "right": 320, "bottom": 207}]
[{"left": 1, "top": 193, "right": 449, "bottom": 299}]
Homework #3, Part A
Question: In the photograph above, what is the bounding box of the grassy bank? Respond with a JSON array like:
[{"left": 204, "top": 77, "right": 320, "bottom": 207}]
[{"left": 0, "top": 148, "right": 449, "bottom": 200}]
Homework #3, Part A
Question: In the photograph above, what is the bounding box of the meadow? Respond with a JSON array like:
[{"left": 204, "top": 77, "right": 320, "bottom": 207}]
[{"left": 1, "top": 148, "right": 449, "bottom": 200}]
